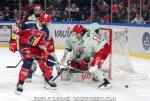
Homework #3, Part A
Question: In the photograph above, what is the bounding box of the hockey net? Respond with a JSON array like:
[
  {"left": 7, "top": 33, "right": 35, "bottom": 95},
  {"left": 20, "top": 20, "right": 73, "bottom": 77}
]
[{"left": 99, "top": 27, "right": 147, "bottom": 80}]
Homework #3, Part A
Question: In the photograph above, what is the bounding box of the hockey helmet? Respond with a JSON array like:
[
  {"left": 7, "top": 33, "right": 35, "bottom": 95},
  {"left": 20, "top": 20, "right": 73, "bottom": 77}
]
[
  {"left": 39, "top": 13, "right": 52, "bottom": 22},
  {"left": 73, "top": 24, "right": 85, "bottom": 33}
]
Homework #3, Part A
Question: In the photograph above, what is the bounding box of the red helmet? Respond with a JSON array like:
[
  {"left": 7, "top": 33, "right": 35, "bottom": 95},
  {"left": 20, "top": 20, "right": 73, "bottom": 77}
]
[
  {"left": 73, "top": 24, "right": 84, "bottom": 33},
  {"left": 34, "top": 4, "right": 42, "bottom": 11},
  {"left": 39, "top": 13, "right": 52, "bottom": 22}
]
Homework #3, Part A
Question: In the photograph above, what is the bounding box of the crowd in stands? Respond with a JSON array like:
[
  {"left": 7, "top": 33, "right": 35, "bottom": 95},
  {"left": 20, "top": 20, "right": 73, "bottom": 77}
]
[{"left": 0, "top": 0, "right": 150, "bottom": 24}]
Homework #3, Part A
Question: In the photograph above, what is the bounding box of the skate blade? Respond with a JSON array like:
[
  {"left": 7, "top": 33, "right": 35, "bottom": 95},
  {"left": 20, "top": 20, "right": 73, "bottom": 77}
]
[
  {"left": 99, "top": 84, "right": 112, "bottom": 90},
  {"left": 44, "top": 84, "right": 57, "bottom": 90},
  {"left": 15, "top": 90, "right": 22, "bottom": 95}
]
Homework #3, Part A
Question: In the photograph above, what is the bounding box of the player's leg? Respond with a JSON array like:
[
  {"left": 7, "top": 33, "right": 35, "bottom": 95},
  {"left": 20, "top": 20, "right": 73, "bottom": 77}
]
[
  {"left": 25, "top": 48, "right": 42, "bottom": 82},
  {"left": 15, "top": 59, "right": 33, "bottom": 94},
  {"left": 38, "top": 55, "right": 57, "bottom": 88},
  {"left": 90, "top": 43, "right": 112, "bottom": 89},
  {"left": 26, "top": 61, "right": 37, "bottom": 82}
]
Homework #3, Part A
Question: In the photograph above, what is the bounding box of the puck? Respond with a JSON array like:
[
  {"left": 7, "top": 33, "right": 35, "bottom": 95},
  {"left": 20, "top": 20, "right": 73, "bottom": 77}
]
[{"left": 125, "top": 85, "right": 128, "bottom": 88}]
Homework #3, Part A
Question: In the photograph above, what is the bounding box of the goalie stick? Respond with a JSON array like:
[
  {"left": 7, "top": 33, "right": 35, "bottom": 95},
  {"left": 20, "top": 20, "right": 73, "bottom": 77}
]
[{"left": 15, "top": 50, "right": 87, "bottom": 75}]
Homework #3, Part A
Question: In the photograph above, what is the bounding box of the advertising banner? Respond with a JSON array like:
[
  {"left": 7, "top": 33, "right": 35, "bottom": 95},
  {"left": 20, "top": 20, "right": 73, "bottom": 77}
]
[
  {"left": 0, "top": 25, "right": 12, "bottom": 42},
  {"left": 0, "top": 22, "right": 149, "bottom": 59}
]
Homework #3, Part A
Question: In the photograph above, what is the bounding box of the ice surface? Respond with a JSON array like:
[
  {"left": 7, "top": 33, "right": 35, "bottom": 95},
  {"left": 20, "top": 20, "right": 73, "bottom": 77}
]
[{"left": 0, "top": 48, "right": 150, "bottom": 101}]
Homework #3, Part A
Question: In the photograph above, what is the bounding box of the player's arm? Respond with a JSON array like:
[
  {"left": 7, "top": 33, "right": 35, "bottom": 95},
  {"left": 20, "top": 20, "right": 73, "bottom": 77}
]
[
  {"left": 47, "top": 37, "right": 61, "bottom": 72},
  {"left": 60, "top": 38, "right": 72, "bottom": 64}
]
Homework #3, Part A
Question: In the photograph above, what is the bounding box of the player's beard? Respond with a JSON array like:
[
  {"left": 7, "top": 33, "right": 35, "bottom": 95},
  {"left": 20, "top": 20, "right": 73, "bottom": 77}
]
[{"left": 35, "top": 13, "right": 40, "bottom": 17}]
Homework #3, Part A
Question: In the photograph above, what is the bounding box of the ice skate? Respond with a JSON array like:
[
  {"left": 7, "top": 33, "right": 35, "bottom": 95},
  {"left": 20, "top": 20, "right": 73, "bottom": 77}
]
[
  {"left": 44, "top": 76, "right": 57, "bottom": 90},
  {"left": 99, "top": 79, "right": 112, "bottom": 90},
  {"left": 15, "top": 83, "right": 23, "bottom": 95}
]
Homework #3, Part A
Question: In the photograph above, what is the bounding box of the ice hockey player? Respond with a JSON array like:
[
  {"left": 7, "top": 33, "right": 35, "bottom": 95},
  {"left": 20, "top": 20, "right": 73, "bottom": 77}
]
[
  {"left": 10, "top": 28, "right": 57, "bottom": 94},
  {"left": 26, "top": 12, "right": 61, "bottom": 82},
  {"left": 60, "top": 24, "right": 92, "bottom": 81},
  {"left": 9, "top": 15, "right": 58, "bottom": 94},
  {"left": 10, "top": 12, "right": 60, "bottom": 82},
  {"left": 9, "top": 4, "right": 44, "bottom": 82},
  {"left": 61, "top": 24, "right": 112, "bottom": 89},
  {"left": 83, "top": 23, "right": 112, "bottom": 89}
]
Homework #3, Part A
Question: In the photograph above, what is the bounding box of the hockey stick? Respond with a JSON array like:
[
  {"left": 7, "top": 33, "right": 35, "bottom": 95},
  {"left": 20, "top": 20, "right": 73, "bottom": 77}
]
[
  {"left": 47, "top": 59, "right": 87, "bottom": 73},
  {"left": 18, "top": 49, "right": 87, "bottom": 76},
  {"left": 18, "top": 49, "right": 86, "bottom": 73},
  {"left": 6, "top": 59, "right": 23, "bottom": 68}
]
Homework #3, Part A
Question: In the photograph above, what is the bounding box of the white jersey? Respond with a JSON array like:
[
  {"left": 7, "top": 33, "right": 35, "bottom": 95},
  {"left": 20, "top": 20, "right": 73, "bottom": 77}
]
[
  {"left": 65, "top": 33, "right": 93, "bottom": 62},
  {"left": 84, "top": 24, "right": 108, "bottom": 54},
  {"left": 28, "top": 14, "right": 37, "bottom": 21},
  {"left": 63, "top": 23, "right": 108, "bottom": 63}
]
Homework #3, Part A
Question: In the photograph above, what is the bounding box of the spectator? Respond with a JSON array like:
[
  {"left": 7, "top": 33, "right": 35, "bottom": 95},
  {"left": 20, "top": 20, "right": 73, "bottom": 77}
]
[
  {"left": 100, "top": 14, "right": 111, "bottom": 22},
  {"left": 12, "top": 9, "right": 19, "bottom": 20},
  {"left": 131, "top": 11, "right": 144, "bottom": 24},
  {"left": 65, "top": 3, "right": 79, "bottom": 12},
  {"left": 61, "top": 10, "right": 69, "bottom": 21},
  {"left": 0, "top": 10, "right": 4, "bottom": 20},
  {"left": 3, "top": 6, "right": 11, "bottom": 20},
  {"left": 112, "top": 3, "right": 119, "bottom": 22},
  {"left": 95, "top": 0, "right": 109, "bottom": 11},
  {"left": 94, "top": 0, "right": 110, "bottom": 20},
  {"left": 65, "top": 2, "right": 80, "bottom": 21}
]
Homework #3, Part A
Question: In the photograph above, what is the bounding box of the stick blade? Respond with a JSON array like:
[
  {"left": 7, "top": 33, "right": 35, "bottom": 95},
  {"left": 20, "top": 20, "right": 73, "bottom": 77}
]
[{"left": 6, "top": 66, "right": 16, "bottom": 68}]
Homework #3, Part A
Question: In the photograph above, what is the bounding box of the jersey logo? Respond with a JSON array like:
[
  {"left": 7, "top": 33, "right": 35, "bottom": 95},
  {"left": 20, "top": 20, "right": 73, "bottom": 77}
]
[{"left": 29, "top": 36, "right": 35, "bottom": 44}]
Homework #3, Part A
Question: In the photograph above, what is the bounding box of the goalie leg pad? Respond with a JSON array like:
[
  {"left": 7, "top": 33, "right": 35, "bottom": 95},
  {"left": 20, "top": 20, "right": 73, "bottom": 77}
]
[
  {"left": 61, "top": 70, "right": 71, "bottom": 81},
  {"left": 91, "top": 43, "right": 110, "bottom": 68},
  {"left": 71, "top": 73, "right": 91, "bottom": 82}
]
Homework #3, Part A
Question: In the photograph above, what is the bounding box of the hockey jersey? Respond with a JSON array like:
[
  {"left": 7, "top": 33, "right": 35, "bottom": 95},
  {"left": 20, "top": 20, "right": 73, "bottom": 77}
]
[{"left": 64, "top": 24, "right": 108, "bottom": 62}]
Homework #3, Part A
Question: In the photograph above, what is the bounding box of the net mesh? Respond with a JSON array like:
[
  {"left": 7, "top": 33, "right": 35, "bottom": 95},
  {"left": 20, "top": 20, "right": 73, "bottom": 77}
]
[{"left": 100, "top": 28, "right": 147, "bottom": 80}]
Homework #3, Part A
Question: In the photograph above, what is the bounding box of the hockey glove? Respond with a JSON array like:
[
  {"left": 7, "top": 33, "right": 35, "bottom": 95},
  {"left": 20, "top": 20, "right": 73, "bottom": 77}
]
[
  {"left": 13, "top": 26, "right": 21, "bottom": 35},
  {"left": 9, "top": 39, "right": 17, "bottom": 53},
  {"left": 80, "top": 58, "right": 90, "bottom": 71}
]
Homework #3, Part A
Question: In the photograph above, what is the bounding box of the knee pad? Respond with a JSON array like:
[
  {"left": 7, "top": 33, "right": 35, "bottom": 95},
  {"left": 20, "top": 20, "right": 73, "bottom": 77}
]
[
  {"left": 46, "top": 55, "right": 55, "bottom": 67},
  {"left": 22, "top": 59, "right": 33, "bottom": 69}
]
